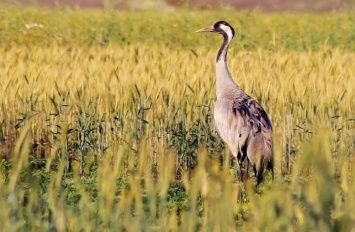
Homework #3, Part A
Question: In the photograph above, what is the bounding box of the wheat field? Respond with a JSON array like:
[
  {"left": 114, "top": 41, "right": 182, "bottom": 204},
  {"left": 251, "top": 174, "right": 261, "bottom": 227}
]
[{"left": 0, "top": 5, "right": 354, "bottom": 231}]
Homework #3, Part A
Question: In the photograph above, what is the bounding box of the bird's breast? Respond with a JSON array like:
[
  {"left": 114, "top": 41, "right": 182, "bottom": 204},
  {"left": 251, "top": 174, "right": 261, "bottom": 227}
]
[{"left": 214, "top": 99, "right": 239, "bottom": 156}]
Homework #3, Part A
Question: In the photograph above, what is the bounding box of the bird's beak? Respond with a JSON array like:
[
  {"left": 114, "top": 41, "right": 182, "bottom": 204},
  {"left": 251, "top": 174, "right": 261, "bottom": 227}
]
[{"left": 195, "top": 25, "right": 215, "bottom": 33}]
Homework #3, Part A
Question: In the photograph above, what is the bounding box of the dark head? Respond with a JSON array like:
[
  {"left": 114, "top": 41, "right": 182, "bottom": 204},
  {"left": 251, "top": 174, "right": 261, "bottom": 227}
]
[
  {"left": 196, "top": 21, "right": 235, "bottom": 61},
  {"left": 195, "top": 21, "right": 235, "bottom": 39}
]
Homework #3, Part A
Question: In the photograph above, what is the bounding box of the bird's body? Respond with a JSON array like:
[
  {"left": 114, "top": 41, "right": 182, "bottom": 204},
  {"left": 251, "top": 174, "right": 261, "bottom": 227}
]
[{"left": 196, "top": 21, "right": 274, "bottom": 185}]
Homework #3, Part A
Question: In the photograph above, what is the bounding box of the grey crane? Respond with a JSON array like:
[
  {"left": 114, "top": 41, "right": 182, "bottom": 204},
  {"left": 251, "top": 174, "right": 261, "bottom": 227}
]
[{"left": 196, "top": 21, "right": 274, "bottom": 186}]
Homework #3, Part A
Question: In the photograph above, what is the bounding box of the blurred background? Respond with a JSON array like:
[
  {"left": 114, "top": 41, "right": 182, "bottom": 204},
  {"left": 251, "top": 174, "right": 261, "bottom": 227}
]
[{"left": 9, "top": 0, "right": 355, "bottom": 11}]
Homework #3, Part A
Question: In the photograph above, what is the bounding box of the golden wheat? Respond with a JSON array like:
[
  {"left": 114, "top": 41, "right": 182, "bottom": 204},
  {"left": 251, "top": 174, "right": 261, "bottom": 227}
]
[{"left": 0, "top": 5, "right": 354, "bottom": 231}]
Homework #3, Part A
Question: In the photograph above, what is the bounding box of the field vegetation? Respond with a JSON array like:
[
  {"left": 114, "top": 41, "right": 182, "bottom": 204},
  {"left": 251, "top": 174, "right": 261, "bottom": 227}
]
[{"left": 0, "top": 4, "right": 354, "bottom": 231}]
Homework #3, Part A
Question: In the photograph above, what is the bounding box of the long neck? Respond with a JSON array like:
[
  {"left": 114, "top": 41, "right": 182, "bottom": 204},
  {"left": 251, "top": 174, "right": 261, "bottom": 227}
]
[
  {"left": 216, "top": 33, "right": 240, "bottom": 99},
  {"left": 216, "top": 32, "right": 230, "bottom": 62}
]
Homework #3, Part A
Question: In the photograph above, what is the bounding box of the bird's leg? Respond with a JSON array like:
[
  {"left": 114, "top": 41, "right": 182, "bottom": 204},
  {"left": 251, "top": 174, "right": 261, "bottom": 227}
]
[
  {"left": 235, "top": 153, "right": 242, "bottom": 181},
  {"left": 237, "top": 158, "right": 246, "bottom": 182},
  {"left": 245, "top": 159, "right": 250, "bottom": 181},
  {"left": 235, "top": 157, "right": 243, "bottom": 202},
  {"left": 253, "top": 165, "right": 257, "bottom": 177},
  {"left": 254, "top": 165, "right": 264, "bottom": 188},
  {"left": 235, "top": 157, "right": 241, "bottom": 182},
  {"left": 239, "top": 153, "right": 248, "bottom": 182}
]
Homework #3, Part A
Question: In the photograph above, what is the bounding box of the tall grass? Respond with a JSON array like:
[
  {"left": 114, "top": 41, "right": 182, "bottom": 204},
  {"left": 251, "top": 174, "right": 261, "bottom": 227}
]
[{"left": 0, "top": 4, "right": 354, "bottom": 231}]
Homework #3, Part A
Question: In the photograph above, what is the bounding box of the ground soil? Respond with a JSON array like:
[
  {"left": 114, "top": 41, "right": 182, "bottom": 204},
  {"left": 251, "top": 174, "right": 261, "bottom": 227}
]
[
  {"left": 12, "top": 0, "right": 353, "bottom": 11},
  {"left": 167, "top": 0, "right": 348, "bottom": 12}
]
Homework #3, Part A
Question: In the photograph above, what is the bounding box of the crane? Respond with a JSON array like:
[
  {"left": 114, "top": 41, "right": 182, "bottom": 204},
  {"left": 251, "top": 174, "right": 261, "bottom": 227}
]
[{"left": 196, "top": 21, "right": 274, "bottom": 186}]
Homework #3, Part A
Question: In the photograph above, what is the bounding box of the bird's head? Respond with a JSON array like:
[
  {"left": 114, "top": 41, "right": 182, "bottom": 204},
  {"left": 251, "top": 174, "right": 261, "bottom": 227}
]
[{"left": 195, "top": 21, "right": 235, "bottom": 39}]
